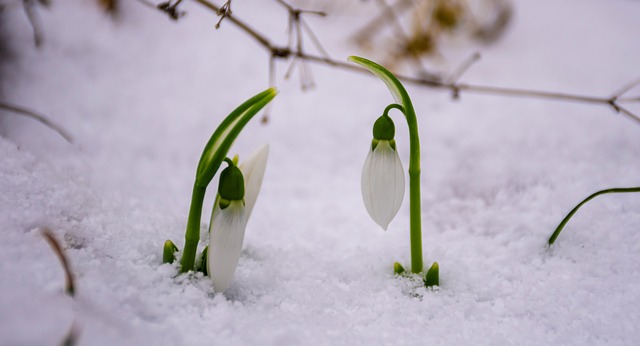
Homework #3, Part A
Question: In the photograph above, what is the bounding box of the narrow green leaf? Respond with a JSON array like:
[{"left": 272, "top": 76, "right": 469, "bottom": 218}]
[
  {"left": 423, "top": 261, "right": 439, "bottom": 288},
  {"left": 195, "top": 88, "right": 277, "bottom": 188},
  {"left": 197, "top": 246, "right": 209, "bottom": 276},
  {"left": 393, "top": 262, "right": 405, "bottom": 275},
  {"left": 548, "top": 187, "right": 640, "bottom": 245},
  {"left": 163, "top": 239, "right": 179, "bottom": 264},
  {"left": 348, "top": 56, "right": 409, "bottom": 111}
]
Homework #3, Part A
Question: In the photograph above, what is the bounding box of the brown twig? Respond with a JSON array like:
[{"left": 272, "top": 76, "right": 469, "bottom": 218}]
[
  {"left": 446, "top": 52, "right": 481, "bottom": 99},
  {"left": 41, "top": 229, "right": 81, "bottom": 346},
  {"left": 41, "top": 229, "right": 75, "bottom": 297},
  {"left": 352, "top": 0, "right": 414, "bottom": 44},
  {"left": 373, "top": 0, "right": 428, "bottom": 75},
  {"left": 157, "top": 0, "right": 640, "bottom": 123},
  {"left": 0, "top": 102, "right": 74, "bottom": 143},
  {"left": 61, "top": 321, "right": 80, "bottom": 346},
  {"left": 157, "top": 0, "right": 186, "bottom": 20},
  {"left": 447, "top": 52, "right": 481, "bottom": 84},
  {"left": 22, "top": 0, "right": 45, "bottom": 47},
  {"left": 611, "top": 77, "right": 640, "bottom": 99},
  {"left": 214, "top": 0, "right": 231, "bottom": 29}
]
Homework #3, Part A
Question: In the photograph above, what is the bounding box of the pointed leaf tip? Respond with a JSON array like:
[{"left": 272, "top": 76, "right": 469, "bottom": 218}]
[
  {"left": 393, "top": 262, "right": 405, "bottom": 275},
  {"left": 348, "top": 56, "right": 406, "bottom": 105},
  {"left": 194, "top": 88, "right": 277, "bottom": 188},
  {"left": 424, "top": 261, "right": 440, "bottom": 288},
  {"left": 163, "top": 240, "right": 179, "bottom": 264}
]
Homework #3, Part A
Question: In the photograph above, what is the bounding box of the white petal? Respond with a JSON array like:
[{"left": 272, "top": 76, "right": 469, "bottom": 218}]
[
  {"left": 207, "top": 201, "right": 248, "bottom": 292},
  {"left": 361, "top": 141, "right": 405, "bottom": 230},
  {"left": 239, "top": 144, "right": 269, "bottom": 217}
]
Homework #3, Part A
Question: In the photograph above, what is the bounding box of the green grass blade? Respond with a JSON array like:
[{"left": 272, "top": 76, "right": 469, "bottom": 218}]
[
  {"left": 348, "top": 56, "right": 407, "bottom": 108},
  {"left": 548, "top": 187, "right": 640, "bottom": 245},
  {"left": 195, "top": 87, "right": 277, "bottom": 187}
]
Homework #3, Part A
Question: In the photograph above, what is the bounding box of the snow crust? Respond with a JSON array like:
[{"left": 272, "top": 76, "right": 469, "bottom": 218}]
[{"left": 1, "top": 0, "right": 640, "bottom": 345}]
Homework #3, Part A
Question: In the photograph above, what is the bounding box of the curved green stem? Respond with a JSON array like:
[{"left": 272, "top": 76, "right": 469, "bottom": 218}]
[
  {"left": 548, "top": 187, "right": 640, "bottom": 245},
  {"left": 383, "top": 103, "right": 405, "bottom": 117},
  {"left": 181, "top": 184, "right": 206, "bottom": 272},
  {"left": 350, "top": 56, "right": 423, "bottom": 273}
]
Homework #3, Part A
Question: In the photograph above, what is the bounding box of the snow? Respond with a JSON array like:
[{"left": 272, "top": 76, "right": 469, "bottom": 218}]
[{"left": 1, "top": 0, "right": 640, "bottom": 345}]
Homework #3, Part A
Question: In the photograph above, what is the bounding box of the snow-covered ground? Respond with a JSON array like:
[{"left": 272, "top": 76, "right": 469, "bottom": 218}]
[{"left": 1, "top": 0, "right": 640, "bottom": 345}]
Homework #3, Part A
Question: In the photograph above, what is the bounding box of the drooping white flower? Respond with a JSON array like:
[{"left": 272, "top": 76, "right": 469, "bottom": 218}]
[
  {"left": 361, "top": 113, "right": 405, "bottom": 230},
  {"left": 362, "top": 140, "right": 405, "bottom": 230},
  {"left": 207, "top": 144, "right": 269, "bottom": 292}
]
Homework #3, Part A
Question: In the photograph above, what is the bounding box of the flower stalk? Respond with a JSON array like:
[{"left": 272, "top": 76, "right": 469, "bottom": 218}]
[{"left": 350, "top": 56, "right": 424, "bottom": 274}]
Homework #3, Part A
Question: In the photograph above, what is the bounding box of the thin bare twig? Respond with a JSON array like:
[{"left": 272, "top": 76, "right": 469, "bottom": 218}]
[
  {"left": 157, "top": 0, "right": 185, "bottom": 20},
  {"left": 610, "top": 77, "right": 640, "bottom": 98},
  {"left": 275, "top": 0, "right": 325, "bottom": 17},
  {"left": 22, "top": 0, "right": 45, "bottom": 47},
  {"left": 41, "top": 229, "right": 81, "bottom": 346},
  {"left": 619, "top": 96, "right": 640, "bottom": 102},
  {"left": 275, "top": 0, "right": 327, "bottom": 90},
  {"left": 352, "top": 0, "right": 414, "bottom": 44},
  {"left": 447, "top": 52, "right": 481, "bottom": 84},
  {"left": 161, "top": 0, "right": 640, "bottom": 123},
  {"left": 0, "top": 102, "right": 74, "bottom": 143},
  {"left": 41, "top": 229, "right": 75, "bottom": 297},
  {"left": 61, "top": 321, "right": 81, "bottom": 346},
  {"left": 373, "top": 0, "right": 435, "bottom": 78},
  {"left": 299, "top": 18, "right": 331, "bottom": 61},
  {"left": 613, "top": 104, "right": 640, "bottom": 125},
  {"left": 214, "top": 0, "right": 231, "bottom": 29},
  {"left": 446, "top": 52, "right": 481, "bottom": 99}
]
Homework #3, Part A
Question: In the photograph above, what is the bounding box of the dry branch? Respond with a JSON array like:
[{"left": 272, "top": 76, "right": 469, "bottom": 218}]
[
  {"left": 41, "top": 229, "right": 76, "bottom": 296},
  {"left": 0, "top": 102, "right": 74, "bottom": 143},
  {"left": 152, "top": 0, "right": 640, "bottom": 124}
]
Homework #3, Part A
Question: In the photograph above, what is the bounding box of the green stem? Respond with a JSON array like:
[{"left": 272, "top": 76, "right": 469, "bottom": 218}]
[
  {"left": 181, "top": 184, "right": 207, "bottom": 272},
  {"left": 402, "top": 101, "right": 423, "bottom": 274},
  {"left": 350, "top": 56, "right": 424, "bottom": 274},
  {"left": 383, "top": 103, "right": 423, "bottom": 273},
  {"left": 548, "top": 187, "right": 640, "bottom": 245}
]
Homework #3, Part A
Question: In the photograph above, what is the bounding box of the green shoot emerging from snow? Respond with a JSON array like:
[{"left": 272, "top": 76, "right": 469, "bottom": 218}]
[
  {"left": 161, "top": 88, "right": 276, "bottom": 273},
  {"left": 349, "top": 56, "right": 438, "bottom": 286},
  {"left": 548, "top": 186, "right": 640, "bottom": 245}
]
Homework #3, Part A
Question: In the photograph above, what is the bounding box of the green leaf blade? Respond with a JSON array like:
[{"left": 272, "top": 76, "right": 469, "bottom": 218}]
[
  {"left": 548, "top": 186, "right": 640, "bottom": 245},
  {"left": 195, "top": 88, "right": 277, "bottom": 187},
  {"left": 348, "top": 56, "right": 411, "bottom": 112}
]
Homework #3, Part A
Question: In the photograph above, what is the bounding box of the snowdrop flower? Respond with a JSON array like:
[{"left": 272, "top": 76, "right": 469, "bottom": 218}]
[
  {"left": 207, "top": 145, "right": 269, "bottom": 292},
  {"left": 362, "top": 114, "right": 405, "bottom": 230}
]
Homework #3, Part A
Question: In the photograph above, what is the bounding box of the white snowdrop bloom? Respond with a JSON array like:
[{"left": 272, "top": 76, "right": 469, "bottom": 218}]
[
  {"left": 362, "top": 140, "right": 405, "bottom": 230},
  {"left": 208, "top": 145, "right": 269, "bottom": 292}
]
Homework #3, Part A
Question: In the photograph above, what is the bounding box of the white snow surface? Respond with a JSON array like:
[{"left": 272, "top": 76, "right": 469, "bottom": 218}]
[{"left": 1, "top": 0, "right": 640, "bottom": 345}]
